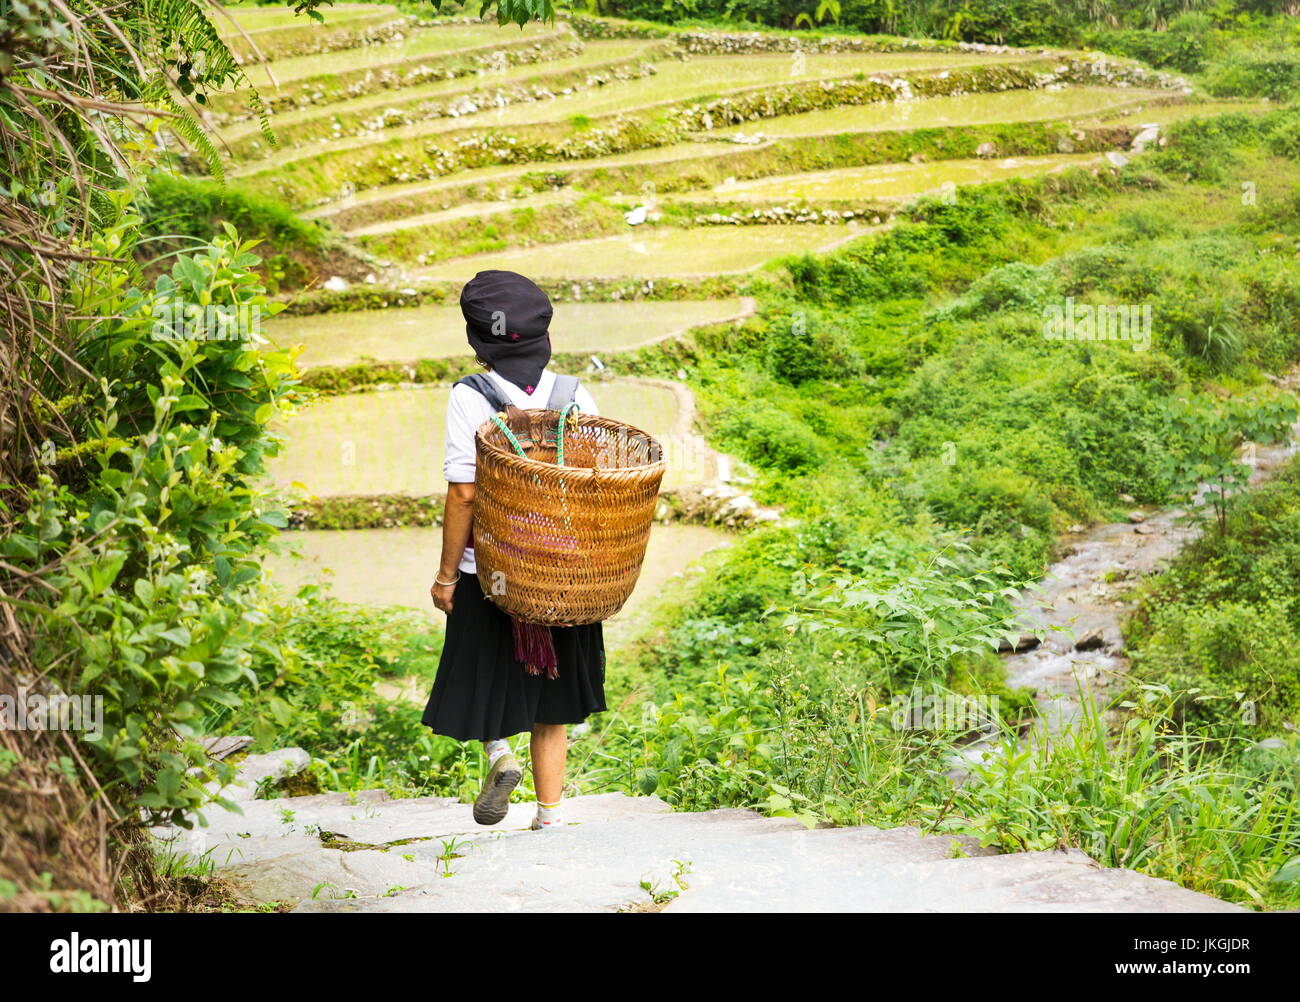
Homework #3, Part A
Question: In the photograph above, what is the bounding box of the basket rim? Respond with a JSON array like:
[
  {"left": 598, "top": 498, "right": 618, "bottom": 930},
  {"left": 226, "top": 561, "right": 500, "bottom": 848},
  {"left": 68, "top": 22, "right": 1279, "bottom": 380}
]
[{"left": 474, "top": 408, "right": 668, "bottom": 476}]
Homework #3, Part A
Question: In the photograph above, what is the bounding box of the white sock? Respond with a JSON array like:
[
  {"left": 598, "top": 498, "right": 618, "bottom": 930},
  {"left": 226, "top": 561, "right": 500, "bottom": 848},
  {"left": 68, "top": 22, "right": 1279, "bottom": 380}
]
[
  {"left": 484, "top": 738, "right": 509, "bottom": 766},
  {"left": 535, "top": 798, "right": 561, "bottom": 827}
]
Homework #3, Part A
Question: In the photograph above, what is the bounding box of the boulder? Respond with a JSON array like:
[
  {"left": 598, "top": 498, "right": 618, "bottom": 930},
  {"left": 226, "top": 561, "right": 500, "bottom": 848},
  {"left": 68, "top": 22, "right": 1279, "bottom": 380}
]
[{"left": 218, "top": 747, "right": 312, "bottom": 804}]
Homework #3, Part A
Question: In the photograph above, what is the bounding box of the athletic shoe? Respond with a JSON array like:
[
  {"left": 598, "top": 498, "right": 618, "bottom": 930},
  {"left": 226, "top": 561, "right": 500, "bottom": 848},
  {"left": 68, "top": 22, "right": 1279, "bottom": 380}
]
[{"left": 472, "top": 753, "right": 522, "bottom": 825}]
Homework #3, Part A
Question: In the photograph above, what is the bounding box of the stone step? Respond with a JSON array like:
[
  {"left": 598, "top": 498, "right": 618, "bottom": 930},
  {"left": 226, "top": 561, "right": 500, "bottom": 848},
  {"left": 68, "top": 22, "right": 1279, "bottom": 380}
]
[
  {"left": 222, "top": 797, "right": 802, "bottom": 909},
  {"left": 196, "top": 789, "right": 991, "bottom": 911},
  {"left": 284, "top": 812, "right": 804, "bottom": 912},
  {"left": 159, "top": 791, "right": 676, "bottom": 877},
  {"left": 665, "top": 845, "right": 1244, "bottom": 914},
  {"left": 161, "top": 787, "right": 1241, "bottom": 913}
]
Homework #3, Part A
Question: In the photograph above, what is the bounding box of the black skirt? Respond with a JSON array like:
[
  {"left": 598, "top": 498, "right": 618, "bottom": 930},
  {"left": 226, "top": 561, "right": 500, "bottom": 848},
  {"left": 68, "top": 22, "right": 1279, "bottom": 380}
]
[{"left": 422, "top": 572, "right": 607, "bottom": 741}]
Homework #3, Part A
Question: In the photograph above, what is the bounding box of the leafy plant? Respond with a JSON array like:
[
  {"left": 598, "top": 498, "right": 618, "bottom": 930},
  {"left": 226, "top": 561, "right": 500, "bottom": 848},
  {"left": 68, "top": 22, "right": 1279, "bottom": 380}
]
[
  {"left": 1160, "top": 391, "right": 1298, "bottom": 535},
  {"left": 785, "top": 536, "right": 1032, "bottom": 681},
  {"left": 433, "top": 0, "right": 556, "bottom": 28},
  {"left": 0, "top": 220, "right": 297, "bottom": 905},
  {"left": 794, "top": 0, "right": 841, "bottom": 29}
]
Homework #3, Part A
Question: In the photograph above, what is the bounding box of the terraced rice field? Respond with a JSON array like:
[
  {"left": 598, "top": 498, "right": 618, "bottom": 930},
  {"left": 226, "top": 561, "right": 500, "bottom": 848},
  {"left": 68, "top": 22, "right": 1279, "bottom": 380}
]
[
  {"left": 307, "top": 141, "right": 740, "bottom": 226},
  {"left": 414, "top": 224, "right": 871, "bottom": 280},
  {"left": 706, "top": 152, "right": 1109, "bottom": 202},
  {"left": 227, "top": 40, "right": 658, "bottom": 143},
  {"left": 347, "top": 188, "right": 579, "bottom": 238},
  {"left": 241, "top": 20, "right": 557, "bottom": 87},
  {"left": 425, "top": 50, "right": 1040, "bottom": 125},
  {"left": 222, "top": 7, "right": 1233, "bottom": 644},
  {"left": 220, "top": 3, "right": 394, "bottom": 31},
  {"left": 714, "top": 86, "right": 1173, "bottom": 139},
  {"left": 267, "top": 299, "right": 752, "bottom": 367},
  {"left": 1082, "top": 98, "right": 1272, "bottom": 128},
  {"left": 236, "top": 46, "right": 1047, "bottom": 173},
  {"left": 264, "top": 524, "right": 731, "bottom": 649},
  {"left": 268, "top": 380, "right": 715, "bottom": 497}
]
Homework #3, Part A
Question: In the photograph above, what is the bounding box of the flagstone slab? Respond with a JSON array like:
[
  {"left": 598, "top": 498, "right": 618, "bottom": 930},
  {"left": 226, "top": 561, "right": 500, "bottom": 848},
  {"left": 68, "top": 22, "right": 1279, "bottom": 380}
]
[
  {"left": 664, "top": 846, "right": 1245, "bottom": 914},
  {"left": 158, "top": 783, "right": 1243, "bottom": 912}
]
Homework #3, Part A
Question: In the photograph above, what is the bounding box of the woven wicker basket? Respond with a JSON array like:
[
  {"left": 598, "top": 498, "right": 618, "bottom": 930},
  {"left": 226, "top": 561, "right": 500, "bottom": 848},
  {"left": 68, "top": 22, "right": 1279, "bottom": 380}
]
[{"left": 472, "top": 406, "right": 666, "bottom": 627}]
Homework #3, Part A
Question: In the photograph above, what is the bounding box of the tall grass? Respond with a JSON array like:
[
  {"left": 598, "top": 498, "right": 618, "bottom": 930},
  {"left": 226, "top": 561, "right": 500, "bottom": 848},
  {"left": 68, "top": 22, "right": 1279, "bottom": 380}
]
[{"left": 942, "top": 685, "right": 1300, "bottom": 909}]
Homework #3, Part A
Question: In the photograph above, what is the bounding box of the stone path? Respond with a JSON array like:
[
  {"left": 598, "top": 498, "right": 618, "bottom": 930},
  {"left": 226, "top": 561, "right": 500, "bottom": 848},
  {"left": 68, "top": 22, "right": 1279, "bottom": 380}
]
[{"left": 159, "top": 753, "right": 1239, "bottom": 912}]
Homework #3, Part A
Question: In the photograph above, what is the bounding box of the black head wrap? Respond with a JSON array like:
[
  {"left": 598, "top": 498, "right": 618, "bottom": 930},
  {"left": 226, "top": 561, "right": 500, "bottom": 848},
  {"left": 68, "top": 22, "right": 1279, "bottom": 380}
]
[{"left": 459, "top": 270, "right": 553, "bottom": 395}]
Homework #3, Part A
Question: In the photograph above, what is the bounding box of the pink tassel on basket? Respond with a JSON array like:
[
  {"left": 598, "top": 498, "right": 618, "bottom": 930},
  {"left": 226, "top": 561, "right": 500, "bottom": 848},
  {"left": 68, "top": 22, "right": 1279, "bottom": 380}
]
[{"left": 511, "top": 617, "right": 559, "bottom": 679}]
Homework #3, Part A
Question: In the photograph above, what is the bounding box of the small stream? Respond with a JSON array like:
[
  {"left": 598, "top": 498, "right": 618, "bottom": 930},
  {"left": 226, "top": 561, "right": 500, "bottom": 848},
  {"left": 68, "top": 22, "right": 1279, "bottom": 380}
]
[{"left": 953, "top": 377, "right": 1300, "bottom": 770}]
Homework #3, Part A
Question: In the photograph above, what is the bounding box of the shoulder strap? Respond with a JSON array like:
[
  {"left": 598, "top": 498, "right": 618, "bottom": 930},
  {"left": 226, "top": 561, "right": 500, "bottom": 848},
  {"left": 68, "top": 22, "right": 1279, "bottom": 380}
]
[
  {"left": 546, "top": 374, "right": 580, "bottom": 412},
  {"left": 453, "top": 373, "right": 509, "bottom": 413}
]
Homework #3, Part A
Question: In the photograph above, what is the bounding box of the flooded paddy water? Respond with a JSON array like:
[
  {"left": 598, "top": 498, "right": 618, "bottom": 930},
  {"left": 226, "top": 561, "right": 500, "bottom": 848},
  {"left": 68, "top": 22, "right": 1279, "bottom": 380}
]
[
  {"left": 706, "top": 151, "right": 1109, "bottom": 202},
  {"left": 264, "top": 524, "right": 732, "bottom": 653},
  {"left": 714, "top": 85, "right": 1173, "bottom": 139},
  {"left": 241, "top": 20, "right": 557, "bottom": 88},
  {"left": 268, "top": 380, "right": 718, "bottom": 496},
  {"left": 414, "top": 223, "right": 869, "bottom": 280},
  {"left": 1081, "top": 98, "right": 1272, "bottom": 128},
  {"left": 267, "top": 298, "right": 752, "bottom": 367}
]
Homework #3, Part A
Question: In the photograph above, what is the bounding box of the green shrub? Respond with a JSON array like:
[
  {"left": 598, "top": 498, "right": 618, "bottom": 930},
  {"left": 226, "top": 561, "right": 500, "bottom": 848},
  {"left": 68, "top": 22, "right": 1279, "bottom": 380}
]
[
  {"left": 921, "top": 464, "right": 1055, "bottom": 535},
  {"left": 1133, "top": 600, "right": 1300, "bottom": 735},
  {"left": 218, "top": 595, "right": 433, "bottom": 745},
  {"left": 1051, "top": 244, "right": 1139, "bottom": 296},
  {"left": 946, "top": 693, "right": 1300, "bottom": 909},
  {"left": 716, "top": 405, "right": 825, "bottom": 472},
  {"left": 1128, "top": 457, "right": 1300, "bottom": 736},
  {"left": 1267, "top": 116, "right": 1300, "bottom": 160},
  {"left": 1160, "top": 291, "right": 1246, "bottom": 369},
  {"left": 765, "top": 313, "right": 861, "bottom": 384},
  {"left": 1085, "top": 15, "right": 1210, "bottom": 73},
  {"left": 1152, "top": 113, "right": 1264, "bottom": 183},
  {"left": 5, "top": 222, "right": 297, "bottom": 826},
  {"left": 1203, "top": 51, "right": 1300, "bottom": 100},
  {"left": 927, "top": 261, "right": 1053, "bottom": 322},
  {"left": 140, "top": 173, "right": 337, "bottom": 291}
]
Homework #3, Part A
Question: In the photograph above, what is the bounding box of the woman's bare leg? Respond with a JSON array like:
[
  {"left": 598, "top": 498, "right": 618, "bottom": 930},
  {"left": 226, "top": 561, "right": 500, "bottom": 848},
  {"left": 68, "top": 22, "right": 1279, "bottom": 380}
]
[{"left": 530, "top": 723, "right": 567, "bottom": 805}]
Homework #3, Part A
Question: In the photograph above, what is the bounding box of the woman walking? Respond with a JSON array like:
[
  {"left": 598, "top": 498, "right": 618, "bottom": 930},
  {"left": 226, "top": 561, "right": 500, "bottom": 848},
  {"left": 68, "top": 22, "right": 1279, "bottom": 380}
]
[{"left": 424, "top": 270, "right": 605, "bottom": 831}]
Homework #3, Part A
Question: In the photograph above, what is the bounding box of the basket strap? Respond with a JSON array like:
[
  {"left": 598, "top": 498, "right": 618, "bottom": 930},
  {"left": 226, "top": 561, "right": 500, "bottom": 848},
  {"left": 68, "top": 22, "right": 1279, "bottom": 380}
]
[
  {"left": 546, "top": 374, "right": 580, "bottom": 411},
  {"left": 454, "top": 372, "right": 510, "bottom": 413},
  {"left": 490, "top": 415, "right": 528, "bottom": 457},
  {"left": 555, "top": 402, "right": 579, "bottom": 468},
  {"left": 490, "top": 403, "right": 579, "bottom": 470}
]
